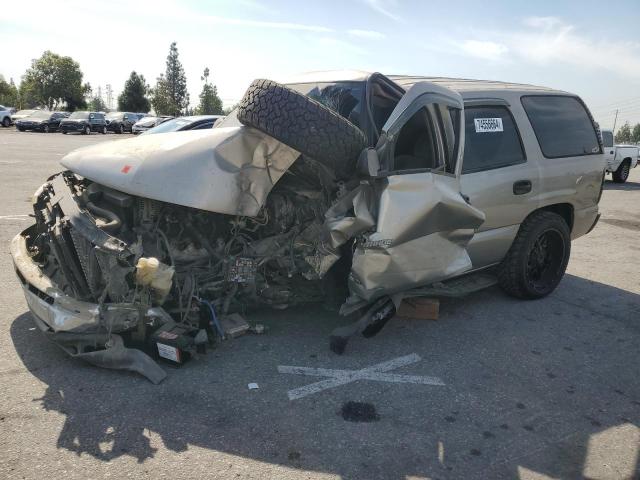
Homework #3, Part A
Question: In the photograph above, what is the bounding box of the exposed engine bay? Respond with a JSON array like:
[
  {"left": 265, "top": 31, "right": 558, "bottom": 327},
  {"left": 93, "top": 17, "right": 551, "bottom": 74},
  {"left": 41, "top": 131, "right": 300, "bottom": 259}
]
[{"left": 30, "top": 159, "right": 348, "bottom": 323}]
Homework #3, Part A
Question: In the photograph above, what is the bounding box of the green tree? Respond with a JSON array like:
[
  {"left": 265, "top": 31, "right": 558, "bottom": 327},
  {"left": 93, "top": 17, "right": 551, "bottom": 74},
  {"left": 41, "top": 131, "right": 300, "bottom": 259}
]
[
  {"left": 150, "top": 74, "right": 174, "bottom": 115},
  {"left": 164, "top": 42, "right": 189, "bottom": 115},
  {"left": 21, "top": 51, "right": 89, "bottom": 111},
  {"left": 118, "top": 71, "right": 150, "bottom": 112},
  {"left": 631, "top": 123, "right": 640, "bottom": 144},
  {"left": 196, "top": 67, "right": 223, "bottom": 115},
  {"left": 87, "top": 95, "right": 107, "bottom": 112},
  {"left": 615, "top": 122, "right": 632, "bottom": 144},
  {"left": 0, "top": 76, "right": 19, "bottom": 107}
]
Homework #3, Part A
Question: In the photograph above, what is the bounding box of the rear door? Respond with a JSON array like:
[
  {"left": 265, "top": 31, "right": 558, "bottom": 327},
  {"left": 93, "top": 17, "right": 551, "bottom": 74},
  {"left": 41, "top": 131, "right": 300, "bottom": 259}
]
[
  {"left": 349, "top": 82, "right": 486, "bottom": 301},
  {"left": 460, "top": 100, "right": 540, "bottom": 267}
]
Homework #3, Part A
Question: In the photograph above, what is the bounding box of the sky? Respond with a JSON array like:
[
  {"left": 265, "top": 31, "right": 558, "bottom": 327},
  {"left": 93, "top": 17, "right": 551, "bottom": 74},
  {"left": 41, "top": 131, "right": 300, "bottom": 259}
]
[{"left": 1, "top": 0, "right": 640, "bottom": 129}]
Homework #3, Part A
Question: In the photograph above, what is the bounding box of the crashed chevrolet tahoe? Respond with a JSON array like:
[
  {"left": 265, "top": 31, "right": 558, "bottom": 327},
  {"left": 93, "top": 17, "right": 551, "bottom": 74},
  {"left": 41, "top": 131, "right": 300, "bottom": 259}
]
[{"left": 11, "top": 71, "right": 604, "bottom": 382}]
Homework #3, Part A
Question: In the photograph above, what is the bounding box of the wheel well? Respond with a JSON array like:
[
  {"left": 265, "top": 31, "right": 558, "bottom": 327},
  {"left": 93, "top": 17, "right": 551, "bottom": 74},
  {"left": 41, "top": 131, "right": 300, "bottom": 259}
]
[
  {"left": 535, "top": 203, "right": 574, "bottom": 231},
  {"left": 622, "top": 157, "right": 632, "bottom": 164}
]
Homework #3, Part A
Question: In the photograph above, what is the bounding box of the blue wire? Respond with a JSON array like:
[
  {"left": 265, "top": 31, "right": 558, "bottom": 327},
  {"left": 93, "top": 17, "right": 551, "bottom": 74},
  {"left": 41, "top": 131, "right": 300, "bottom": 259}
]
[{"left": 201, "top": 299, "right": 224, "bottom": 338}]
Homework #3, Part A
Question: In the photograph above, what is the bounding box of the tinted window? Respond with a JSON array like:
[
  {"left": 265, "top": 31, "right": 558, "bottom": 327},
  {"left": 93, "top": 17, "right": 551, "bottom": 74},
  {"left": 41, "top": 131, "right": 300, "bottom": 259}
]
[
  {"left": 462, "top": 106, "right": 525, "bottom": 173},
  {"left": 602, "top": 131, "right": 613, "bottom": 148},
  {"left": 521, "top": 96, "right": 600, "bottom": 158}
]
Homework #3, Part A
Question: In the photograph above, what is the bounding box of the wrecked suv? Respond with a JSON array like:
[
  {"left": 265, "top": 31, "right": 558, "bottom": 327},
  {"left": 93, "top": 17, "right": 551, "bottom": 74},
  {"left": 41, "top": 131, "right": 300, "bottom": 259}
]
[{"left": 10, "top": 71, "right": 604, "bottom": 382}]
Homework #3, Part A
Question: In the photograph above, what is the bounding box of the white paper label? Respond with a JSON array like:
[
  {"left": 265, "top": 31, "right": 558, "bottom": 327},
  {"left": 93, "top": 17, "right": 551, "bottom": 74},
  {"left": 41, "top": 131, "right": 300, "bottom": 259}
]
[
  {"left": 157, "top": 342, "right": 180, "bottom": 362},
  {"left": 474, "top": 118, "right": 503, "bottom": 133}
]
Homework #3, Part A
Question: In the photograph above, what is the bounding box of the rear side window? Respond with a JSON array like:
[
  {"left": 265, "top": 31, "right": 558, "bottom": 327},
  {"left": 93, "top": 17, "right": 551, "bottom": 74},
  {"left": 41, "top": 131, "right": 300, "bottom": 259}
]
[
  {"left": 462, "top": 106, "right": 525, "bottom": 174},
  {"left": 521, "top": 96, "right": 600, "bottom": 158},
  {"left": 602, "top": 131, "right": 613, "bottom": 148}
]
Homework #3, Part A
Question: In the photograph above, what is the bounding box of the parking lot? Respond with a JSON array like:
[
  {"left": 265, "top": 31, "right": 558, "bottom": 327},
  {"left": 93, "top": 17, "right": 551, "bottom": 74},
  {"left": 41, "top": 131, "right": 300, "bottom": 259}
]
[{"left": 0, "top": 128, "right": 638, "bottom": 479}]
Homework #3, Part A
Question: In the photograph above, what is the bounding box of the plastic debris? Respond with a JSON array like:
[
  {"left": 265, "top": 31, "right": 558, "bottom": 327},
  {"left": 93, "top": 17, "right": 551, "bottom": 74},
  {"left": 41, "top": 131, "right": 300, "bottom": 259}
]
[{"left": 248, "top": 383, "right": 259, "bottom": 390}]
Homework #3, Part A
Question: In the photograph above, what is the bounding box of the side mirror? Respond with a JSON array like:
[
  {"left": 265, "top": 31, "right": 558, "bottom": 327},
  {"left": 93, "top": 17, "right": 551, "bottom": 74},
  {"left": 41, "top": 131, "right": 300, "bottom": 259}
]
[{"left": 356, "top": 148, "right": 380, "bottom": 178}]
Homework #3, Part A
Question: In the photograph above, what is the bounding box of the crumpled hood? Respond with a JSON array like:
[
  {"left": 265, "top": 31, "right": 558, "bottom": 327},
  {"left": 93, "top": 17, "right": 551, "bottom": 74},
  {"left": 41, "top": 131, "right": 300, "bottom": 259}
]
[{"left": 60, "top": 126, "right": 300, "bottom": 216}]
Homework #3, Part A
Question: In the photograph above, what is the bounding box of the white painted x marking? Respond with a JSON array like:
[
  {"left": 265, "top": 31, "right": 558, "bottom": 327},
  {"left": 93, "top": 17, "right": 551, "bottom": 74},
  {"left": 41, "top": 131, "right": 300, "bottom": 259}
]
[{"left": 278, "top": 353, "right": 444, "bottom": 400}]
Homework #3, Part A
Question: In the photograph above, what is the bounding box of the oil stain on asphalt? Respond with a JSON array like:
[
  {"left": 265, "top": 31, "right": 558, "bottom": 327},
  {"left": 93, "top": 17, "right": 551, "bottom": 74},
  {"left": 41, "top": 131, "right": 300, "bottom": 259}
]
[{"left": 341, "top": 401, "right": 380, "bottom": 422}]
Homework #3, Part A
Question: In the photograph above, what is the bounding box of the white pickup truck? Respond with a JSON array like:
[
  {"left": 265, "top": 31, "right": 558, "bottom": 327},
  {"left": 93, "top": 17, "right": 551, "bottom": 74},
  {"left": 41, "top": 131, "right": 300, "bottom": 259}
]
[
  {"left": 601, "top": 129, "right": 639, "bottom": 183},
  {"left": 0, "top": 105, "right": 13, "bottom": 127}
]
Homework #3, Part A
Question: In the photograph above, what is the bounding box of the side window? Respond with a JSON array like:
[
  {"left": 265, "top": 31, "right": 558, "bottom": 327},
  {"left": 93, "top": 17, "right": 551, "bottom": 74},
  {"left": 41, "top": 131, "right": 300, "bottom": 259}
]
[
  {"left": 602, "top": 131, "right": 613, "bottom": 148},
  {"left": 391, "top": 104, "right": 460, "bottom": 174},
  {"left": 521, "top": 95, "right": 600, "bottom": 158},
  {"left": 192, "top": 121, "right": 214, "bottom": 130},
  {"left": 462, "top": 106, "right": 525, "bottom": 174}
]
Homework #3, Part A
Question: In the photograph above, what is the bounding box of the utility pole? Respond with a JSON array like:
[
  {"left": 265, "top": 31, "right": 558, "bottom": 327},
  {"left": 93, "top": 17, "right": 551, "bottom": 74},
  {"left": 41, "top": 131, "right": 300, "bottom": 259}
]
[
  {"left": 612, "top": 109, "right": 619, "bottom": 135},
  {"left": 106, "top": 84, "right": 113, "bottom": 110}
]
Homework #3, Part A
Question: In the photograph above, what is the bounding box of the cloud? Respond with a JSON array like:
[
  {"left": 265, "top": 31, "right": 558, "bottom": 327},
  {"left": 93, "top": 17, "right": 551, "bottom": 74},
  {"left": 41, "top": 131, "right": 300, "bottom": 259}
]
[
  {"left": 347, "top": 29, "right": 386, "bottom": 39},
  {"left": 458, "top": 40, "right": 508, "bottom": 61},
  {"left": 198, "top": 15, "right": 333, "bottom": 33},
  {"left": 454, "top": 16, "right": 640, "bottom": 79},
  {"left": 360, "top": 0, "right": 402, "bottom": 22}
]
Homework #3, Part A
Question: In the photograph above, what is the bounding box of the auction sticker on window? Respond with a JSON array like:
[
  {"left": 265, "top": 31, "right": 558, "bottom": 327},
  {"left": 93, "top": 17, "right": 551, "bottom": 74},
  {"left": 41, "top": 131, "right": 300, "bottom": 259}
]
[{"left": 474, "top": 118, "right": 503, "bottom": 133}]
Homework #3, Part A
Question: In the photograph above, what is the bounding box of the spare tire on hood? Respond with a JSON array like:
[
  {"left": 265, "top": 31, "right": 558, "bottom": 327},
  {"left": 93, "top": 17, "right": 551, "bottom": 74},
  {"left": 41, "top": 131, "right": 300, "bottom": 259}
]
[{"left": 237, "top": 79, "right": 367, "bottom": 179}]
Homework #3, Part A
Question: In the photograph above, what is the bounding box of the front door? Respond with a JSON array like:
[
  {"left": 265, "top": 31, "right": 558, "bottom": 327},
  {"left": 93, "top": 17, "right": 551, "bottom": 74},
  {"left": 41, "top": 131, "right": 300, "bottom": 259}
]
[{"left": 348, "top": 82, "right": 485, "bottom": 301}]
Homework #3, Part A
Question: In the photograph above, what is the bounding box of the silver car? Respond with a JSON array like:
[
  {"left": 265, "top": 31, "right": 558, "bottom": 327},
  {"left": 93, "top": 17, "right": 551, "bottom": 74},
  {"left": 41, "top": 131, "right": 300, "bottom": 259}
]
[{"left": 10, "top": 71, "right": 604, "bottom": 381}]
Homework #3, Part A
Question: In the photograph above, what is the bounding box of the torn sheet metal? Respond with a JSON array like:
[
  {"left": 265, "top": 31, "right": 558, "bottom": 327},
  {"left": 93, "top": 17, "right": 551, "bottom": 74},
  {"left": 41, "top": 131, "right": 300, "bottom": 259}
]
[
  {"left": 327, "top": 173, "right": 485, "bottom": 303},
  {"left": 60, "top": 126, "right": 300, "bottom": 217}
]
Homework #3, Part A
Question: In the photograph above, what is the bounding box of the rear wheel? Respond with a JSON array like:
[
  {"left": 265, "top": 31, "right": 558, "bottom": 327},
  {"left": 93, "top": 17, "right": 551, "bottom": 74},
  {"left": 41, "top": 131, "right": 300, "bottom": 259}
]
[
  {"left": 118, "top": 124, "right": 124, "bottom": 134},
  {"left": 43, "top": 124, "right": 50, "bottom": 133},
  {"left": 18, "top": 126, "right": 25, "bottom": 132},
  {"left": 101, "top": 125, "right": 107, "bottom": 134},
  {"left": 84, "top": 125, "right": 91, "bottom": 135},
  {"left": 2, "top": 117, "right": 10, "bottom": 127},
  {"left": 612, "top": 160, "right": 630, "bottom": 183},
  {"left": 498, "top": 211, "right": 571, "bottom": 299}
]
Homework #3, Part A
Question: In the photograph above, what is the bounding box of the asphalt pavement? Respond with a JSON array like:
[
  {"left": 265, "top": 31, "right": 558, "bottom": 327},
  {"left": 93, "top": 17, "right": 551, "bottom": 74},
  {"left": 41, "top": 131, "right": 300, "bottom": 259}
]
[{"left": 0, "top": 128, "right": 638, "bottom": 479}]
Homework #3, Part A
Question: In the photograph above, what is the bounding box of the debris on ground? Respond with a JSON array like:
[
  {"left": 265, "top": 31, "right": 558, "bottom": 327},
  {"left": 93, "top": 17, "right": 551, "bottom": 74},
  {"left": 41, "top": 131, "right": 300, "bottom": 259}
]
[
  {"left": 248, "top": 382, "right": 259, "bottom": 390},
  {"left": 396, "top": 298, "right": 440, "bottom": 321},
  {"left": 220, "top": 313, "right": 250, "bottom": 338},
  {"left": 251, "top": 323, "right": 266, "bottom": 334}
]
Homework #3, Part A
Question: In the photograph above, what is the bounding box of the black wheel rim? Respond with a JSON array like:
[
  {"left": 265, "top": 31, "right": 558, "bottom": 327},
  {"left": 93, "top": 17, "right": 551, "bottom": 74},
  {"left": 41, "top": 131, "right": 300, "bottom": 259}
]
[
  {"left": 525, "top": 228, "right": 565, "bottom": 294},
  {"left": 622, "top": 164, "right": 629, "bottom": 180}
]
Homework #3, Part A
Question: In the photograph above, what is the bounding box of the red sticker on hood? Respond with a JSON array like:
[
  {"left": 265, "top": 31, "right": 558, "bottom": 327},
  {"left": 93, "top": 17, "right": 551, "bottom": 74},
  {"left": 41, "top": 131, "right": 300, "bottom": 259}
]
[{"left": 121, "top": 165, "right": 132, "bottom": 174}]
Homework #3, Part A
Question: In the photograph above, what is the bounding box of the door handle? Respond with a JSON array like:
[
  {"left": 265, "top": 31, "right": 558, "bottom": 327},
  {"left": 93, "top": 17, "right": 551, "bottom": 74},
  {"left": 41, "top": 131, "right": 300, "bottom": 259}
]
[{"left": 513, "top": 180, "right": 532, "bottom": 195}]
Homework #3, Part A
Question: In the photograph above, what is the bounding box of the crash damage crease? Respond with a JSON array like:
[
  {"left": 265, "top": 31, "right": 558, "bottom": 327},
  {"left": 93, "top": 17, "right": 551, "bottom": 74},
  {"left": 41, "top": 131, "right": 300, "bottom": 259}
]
[{"left": 11, "top": 124, "right": 485, "bottom": 382}]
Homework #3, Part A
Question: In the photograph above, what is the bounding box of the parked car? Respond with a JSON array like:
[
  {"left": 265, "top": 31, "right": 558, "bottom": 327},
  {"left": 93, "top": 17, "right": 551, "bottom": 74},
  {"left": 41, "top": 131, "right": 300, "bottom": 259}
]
[
  {"left": 10, "top": 71, "right": 604, "bottom": 382},
  {"left": 141, "top": 115, "right": 223, "bottom": 134},
  {"left": 11, "top": 109, "right": 38, "bottom": 123},
  {"left": 0, "top": 104, "right": 13, "bottom": 127},
  {"left": 59, "top": 111, "right": 107, "bottom": 135},
  {"left": 105, "top": 112, "right": 139, "bottom": 134},
  {"left": 15, "top": 111, "right": 69, "bottom": 132},
  {"left": 600, "top": 129, "right": 639, "bottom": 183},
  {"left": 131, "top": 115, "right": 173, "bottom": 134}
]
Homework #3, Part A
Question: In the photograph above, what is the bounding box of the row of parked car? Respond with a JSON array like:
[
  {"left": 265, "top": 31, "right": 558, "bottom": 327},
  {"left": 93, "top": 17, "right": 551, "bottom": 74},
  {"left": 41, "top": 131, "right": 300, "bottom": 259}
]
[{"left": 0, "top": 105, "right": 223, "bottom": 135}]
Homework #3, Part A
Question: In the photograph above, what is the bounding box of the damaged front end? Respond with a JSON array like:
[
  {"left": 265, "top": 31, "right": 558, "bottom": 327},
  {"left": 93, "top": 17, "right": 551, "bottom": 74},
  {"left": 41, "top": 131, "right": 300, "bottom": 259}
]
[
  {"left": 12, "top": 79, "right": 487, "bottom": 382},
  {"left": 11, "top": 128, "right": 355, "bottom": 382}
]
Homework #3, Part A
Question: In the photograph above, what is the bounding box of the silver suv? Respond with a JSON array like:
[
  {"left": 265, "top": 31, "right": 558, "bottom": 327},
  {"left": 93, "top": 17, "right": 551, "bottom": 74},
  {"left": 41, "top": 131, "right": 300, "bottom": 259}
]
[{"left": 10, "top": 71, "right": 604, "bottom": 380}]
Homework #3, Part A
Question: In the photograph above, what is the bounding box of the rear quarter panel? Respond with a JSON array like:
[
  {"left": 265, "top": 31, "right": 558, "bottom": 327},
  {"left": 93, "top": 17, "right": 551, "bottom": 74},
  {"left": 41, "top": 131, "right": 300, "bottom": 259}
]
[{"left": 519, "top": 94, "right": 605, "bottom": 239}]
